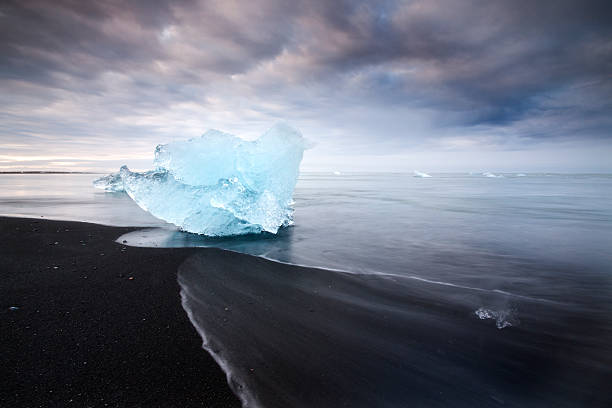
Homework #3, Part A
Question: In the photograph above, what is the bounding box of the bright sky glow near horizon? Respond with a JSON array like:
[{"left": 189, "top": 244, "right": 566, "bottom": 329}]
[{"left": 1, "top": 0, "right": 611, "bottom": 173}]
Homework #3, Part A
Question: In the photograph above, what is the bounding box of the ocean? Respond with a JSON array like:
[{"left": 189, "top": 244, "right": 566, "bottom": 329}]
[{"left": 2, "top": 172, "right": 611, "bottom": 407}]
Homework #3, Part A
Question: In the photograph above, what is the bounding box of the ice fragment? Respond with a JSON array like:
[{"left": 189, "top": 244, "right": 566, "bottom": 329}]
[{"left": 94, "top": 123, "right": 307, "bottom": 236}]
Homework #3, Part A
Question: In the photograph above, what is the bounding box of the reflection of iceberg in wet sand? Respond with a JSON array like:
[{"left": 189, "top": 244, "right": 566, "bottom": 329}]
[{"left": 94, "top": 123, "right": 307, "bottom": 236}]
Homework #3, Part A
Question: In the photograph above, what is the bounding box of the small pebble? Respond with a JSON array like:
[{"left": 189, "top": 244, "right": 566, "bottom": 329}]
[{"left": 9, "top": 306, "right": 19, "bottom": 311}]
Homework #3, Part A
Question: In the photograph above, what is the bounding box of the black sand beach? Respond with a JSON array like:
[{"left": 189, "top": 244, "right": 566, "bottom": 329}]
[
  {"left": 0, "top": 217, "right": 240, "bottom": 407},
  {"left": 2, "top": 216, "right": 611, "bottom": 408}
]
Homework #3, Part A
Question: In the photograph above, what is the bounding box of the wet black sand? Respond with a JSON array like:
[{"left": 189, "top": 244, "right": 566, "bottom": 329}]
[
  {"left": 179, "top": 250, "right": 612, "bottom": 408},
  {"left": 0, "top": 217, "right": 240, "bottom": 407},
  {"left": 2, "top": 216, "right": 611, "bottom": 408}
]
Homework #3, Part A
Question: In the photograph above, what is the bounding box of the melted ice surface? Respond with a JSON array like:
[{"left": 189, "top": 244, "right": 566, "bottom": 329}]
[{"left": 94, "top": 123, "right": 307, "bottom": 236}]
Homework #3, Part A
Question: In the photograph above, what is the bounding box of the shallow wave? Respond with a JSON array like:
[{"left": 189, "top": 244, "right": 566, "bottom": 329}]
[
  {"left": 118, "top": 226, "right": 567, "bottom": 306},
  {"left": 258, "top": 254, "right": 564, "bottom": 305}
]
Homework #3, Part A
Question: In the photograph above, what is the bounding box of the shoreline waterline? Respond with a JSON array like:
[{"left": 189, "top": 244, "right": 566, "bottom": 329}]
[{"left": 2, "top": 216, "right": 611, "bottom": 407}]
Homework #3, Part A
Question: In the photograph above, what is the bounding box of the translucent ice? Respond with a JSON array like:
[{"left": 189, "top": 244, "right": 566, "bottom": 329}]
[
  {"left": 475, "top": 307, "right": 517, "bottom": 329},
  {"left": 93, "top": 171, "right": 124, "bottom": 192},
  {"left": 94, "top": 173, "right": 124, "bottom": 193},
  {"left": 94, "top": 123, "right": 307, "bottom": 236}
]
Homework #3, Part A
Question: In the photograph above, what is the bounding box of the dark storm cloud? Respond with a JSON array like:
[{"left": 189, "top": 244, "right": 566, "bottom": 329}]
[
  {"left": 291, "top": 0, "right": 612, "bottom": 130},
  {"left": 0, "top": 0, "right": 185, "bottom": 85},
  {"left": 0, "top": 0, "right": 611, "bottom": 171}
]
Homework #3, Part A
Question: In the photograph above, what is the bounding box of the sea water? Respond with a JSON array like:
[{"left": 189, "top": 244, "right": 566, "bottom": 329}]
[
  {"left": 1, "top": 172, "right": 611, "bottom": 406},
  {"left": 117, "top": 173, "right": 612, "bottom": 300}
]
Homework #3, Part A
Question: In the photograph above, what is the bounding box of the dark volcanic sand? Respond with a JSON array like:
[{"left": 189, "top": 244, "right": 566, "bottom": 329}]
[
  {"left": 0, "top": 217, "right": 241, "bottom": 407},
  {"left": 2, "top": 216, "right": 611, "bottom": 408}
]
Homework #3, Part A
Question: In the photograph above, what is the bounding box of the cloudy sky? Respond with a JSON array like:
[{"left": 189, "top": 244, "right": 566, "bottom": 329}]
[{"left": 1, "top": 0, "right": 611, "bottom": 172}]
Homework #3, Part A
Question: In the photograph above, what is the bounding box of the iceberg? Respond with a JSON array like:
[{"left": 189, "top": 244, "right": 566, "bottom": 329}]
[
  {"left": 94, "top": 123, "right": 308, "bottom": 236},
  {"left": 93, "top": 171, "right": 124, "bottom": 192},
  {"left": 482, "top": 172, "right": 503, "bottom": 178},
  {"left": 413, "top": 170, "right": 432, "bottom": 178},
  {"left": 475, "top": 307, "right": 517, "bottom": 329}
]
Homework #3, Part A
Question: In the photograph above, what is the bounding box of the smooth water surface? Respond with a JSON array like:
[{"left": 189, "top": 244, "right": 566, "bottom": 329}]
[
  {"left": 120, "top": 173, "right": 612, "bottom": 301},
  {"left": 2, "top": 172, "right": 612, "bottom": 302},
  {"left": 0, "top": 174, "right": 167, "bottom": 227},
  {"left": 2, "top": 172, "right": 611, "bottom": 407}
]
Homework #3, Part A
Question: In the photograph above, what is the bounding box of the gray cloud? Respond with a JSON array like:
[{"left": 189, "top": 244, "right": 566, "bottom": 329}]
[{"left": 0, "top": 0, "right": 611, "bottom": 171}]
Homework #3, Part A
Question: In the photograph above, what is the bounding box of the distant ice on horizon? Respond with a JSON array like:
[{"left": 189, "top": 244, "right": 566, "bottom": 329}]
[
  {"left": 413, "top": 170, "right": 432, "bottom": 178},
  {"left": 483, "top": 172, "right": 504, "bottom": 178}
]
